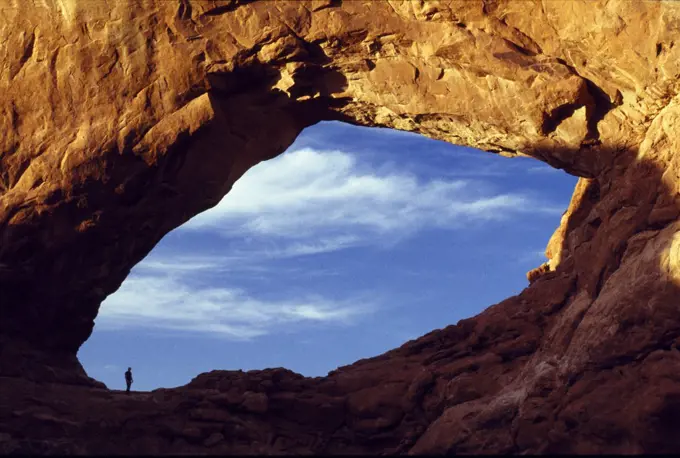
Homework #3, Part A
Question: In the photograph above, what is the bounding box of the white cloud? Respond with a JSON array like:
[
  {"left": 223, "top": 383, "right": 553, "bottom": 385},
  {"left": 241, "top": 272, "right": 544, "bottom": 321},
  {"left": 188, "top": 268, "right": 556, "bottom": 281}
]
[
  {"left": 526, "top": 165, "right": 562, "bottom": 174},
  {"left": 99, "top": 147, "right": 565, "bottom": 340},
  {"left": 137, "top": 253, "right": 340, "bottom": 278},
  {"left": 515, "top": 249, "right": 549, "bottom": 265},
  {"left": 97, "top": 270, "right": 375, "bottom": 340},
  {"left": 137, "top": 258, "right": 225, "bottom": 273},
  {"left": 182, "top": 148, "right": 564, "bottom": 253}
]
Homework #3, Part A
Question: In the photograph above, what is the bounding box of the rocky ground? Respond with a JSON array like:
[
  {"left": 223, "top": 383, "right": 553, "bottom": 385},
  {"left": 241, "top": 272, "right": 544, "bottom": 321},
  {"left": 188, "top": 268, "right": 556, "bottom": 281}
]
[{"left": 4, "top": 266, "right": 680, "bottom": 454}]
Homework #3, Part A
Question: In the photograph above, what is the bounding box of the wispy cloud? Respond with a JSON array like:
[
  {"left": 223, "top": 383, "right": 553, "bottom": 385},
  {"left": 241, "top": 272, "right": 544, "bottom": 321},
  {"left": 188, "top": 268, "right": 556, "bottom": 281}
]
[
  {"left": 526, "top": 165, "right": 562, "bottom": 174},
  {"left": 99, "top": 147, "right": 565, "bottom": 340},
  {"left": 137, "top": 254, "right": 340, "bottom": 278},
  {"left": 97, "top": 271, "right": 376, "bottom": 340},
  {"left": 516, "top": 249, "right": 549, "bottom": 265},
  {"left": 97, "top": 250, "right": 378, "bottom": 340},
  {"left": 182, "top": 148, "right": 564, "bottom": 255}
]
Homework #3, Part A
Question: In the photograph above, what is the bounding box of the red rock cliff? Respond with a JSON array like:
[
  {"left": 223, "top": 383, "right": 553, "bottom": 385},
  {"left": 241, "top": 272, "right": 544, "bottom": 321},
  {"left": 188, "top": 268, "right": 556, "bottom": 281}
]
[{"left": 2, "top": 0, "right": 680, "bottom": 454}]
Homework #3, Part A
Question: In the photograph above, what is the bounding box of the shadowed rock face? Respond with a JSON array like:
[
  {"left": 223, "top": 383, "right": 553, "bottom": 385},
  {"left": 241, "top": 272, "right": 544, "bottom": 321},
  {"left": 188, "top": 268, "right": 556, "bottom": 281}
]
[{"left": 2, "top": 0, "right": 680, "bottom": 454}]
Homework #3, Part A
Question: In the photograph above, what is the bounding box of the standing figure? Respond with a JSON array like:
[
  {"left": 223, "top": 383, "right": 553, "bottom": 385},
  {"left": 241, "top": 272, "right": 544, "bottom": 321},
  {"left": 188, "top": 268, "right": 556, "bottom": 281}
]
[{"left": 125, "top": 367, "right": 133, "bottom": 393}]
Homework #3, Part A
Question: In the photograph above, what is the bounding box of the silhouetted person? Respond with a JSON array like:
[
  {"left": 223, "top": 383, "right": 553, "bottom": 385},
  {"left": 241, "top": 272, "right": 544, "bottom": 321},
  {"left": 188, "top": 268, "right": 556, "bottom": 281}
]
[{"left": 125, "top": 367, "right": 133, "bottom": 393}]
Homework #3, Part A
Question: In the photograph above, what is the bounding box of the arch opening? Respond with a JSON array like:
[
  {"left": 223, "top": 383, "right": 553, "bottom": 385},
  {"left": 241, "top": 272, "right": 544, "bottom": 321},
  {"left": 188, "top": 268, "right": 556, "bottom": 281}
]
[{"left": 78, "top": 121, "right": 578, "bottom": 391}]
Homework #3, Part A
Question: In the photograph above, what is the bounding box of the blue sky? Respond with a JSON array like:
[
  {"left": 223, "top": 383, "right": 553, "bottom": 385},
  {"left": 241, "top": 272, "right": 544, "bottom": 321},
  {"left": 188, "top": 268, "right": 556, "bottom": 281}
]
[{"left": 78, "top": 121, "right": 578, "bottom": 391}]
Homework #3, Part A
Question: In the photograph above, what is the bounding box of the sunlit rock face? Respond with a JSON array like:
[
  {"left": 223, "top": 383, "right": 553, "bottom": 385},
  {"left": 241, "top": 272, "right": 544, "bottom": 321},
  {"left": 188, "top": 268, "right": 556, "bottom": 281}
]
[{"left": 2, "top": 0, "right": 680, "bottom": 454}]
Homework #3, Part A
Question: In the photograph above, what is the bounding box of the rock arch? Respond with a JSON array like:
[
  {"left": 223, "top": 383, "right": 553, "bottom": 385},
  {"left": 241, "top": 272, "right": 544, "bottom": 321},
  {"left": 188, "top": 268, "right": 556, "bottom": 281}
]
[{"left": 2, "top": 0, "right": 680, "bottom": 453}]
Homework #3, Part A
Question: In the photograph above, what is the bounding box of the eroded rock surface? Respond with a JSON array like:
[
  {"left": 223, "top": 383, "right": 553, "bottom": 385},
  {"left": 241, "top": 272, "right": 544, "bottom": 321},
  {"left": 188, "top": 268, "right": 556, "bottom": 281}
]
[{"left": 2, "top": 0, "right": 680, "bottom": 454}]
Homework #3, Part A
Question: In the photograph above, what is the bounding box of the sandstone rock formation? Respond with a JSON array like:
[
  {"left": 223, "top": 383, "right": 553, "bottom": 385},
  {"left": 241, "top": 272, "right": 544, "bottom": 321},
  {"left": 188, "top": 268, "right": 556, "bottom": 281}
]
[{"left": 3, "top": 0, "right": 680, "bottom": 454}]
